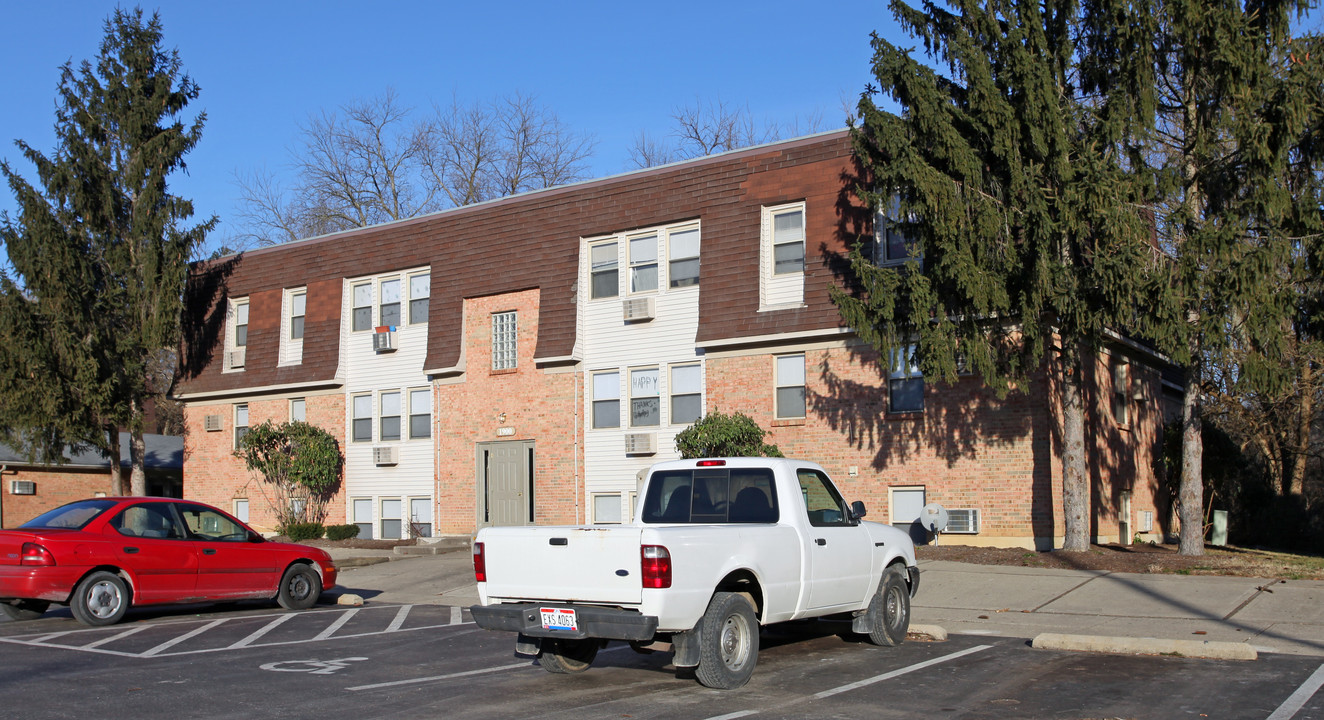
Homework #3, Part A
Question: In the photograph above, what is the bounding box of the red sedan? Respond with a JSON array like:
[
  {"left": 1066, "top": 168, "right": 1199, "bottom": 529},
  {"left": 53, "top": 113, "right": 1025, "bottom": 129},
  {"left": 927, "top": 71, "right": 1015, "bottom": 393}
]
[{"left": 0, "top": 497, "right": 338, "bottom": 626}]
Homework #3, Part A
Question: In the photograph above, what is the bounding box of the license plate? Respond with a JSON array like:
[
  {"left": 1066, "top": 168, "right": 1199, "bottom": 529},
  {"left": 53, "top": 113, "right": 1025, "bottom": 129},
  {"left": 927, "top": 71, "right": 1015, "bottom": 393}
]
[{"left": 540, "top": 607, "right": 578, "bottom": 631}]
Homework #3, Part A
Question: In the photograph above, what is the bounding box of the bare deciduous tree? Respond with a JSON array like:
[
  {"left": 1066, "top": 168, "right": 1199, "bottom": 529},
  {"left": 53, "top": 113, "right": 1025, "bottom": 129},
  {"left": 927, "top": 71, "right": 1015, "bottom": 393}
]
[
  {"left": 232, "top": 89, "right": 595, "bottom": 247},
  {"left": 627, "top": 98, "right": 830, "bottom": 170}
]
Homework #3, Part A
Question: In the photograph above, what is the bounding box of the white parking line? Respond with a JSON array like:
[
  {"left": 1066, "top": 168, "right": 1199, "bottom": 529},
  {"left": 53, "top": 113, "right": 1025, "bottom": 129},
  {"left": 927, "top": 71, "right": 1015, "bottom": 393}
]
[
  {"left": 83, "top": 625, "right": 147, "bottom": 649},
  {"left": 313, "top": 609, "right": 360, "bottom": 641},
  {"left": 814, "top": 644, "right": 992, "bottom": 699},
  {"left": 142, "top": 619, "right": 229, "bottom": 657},
  {"left": 386, "top": 605, "right": 411, "bottom": 633},
  {"left": 346, "top": 661, "right": 531, "bottom": 691},
  {"left": 703, "top": 712, "right": 758, "bottom": 720},
  {"left": 228, "top": 613, "right": 296, "bottom": 649},
  {"left": 1267, "top": 663, "right": 1324, "bottom": 720}
]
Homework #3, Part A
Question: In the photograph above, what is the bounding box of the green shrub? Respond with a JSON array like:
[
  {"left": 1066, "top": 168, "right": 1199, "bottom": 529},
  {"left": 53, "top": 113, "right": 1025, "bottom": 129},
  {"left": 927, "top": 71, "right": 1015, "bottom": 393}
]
[
  {"left": 282, "top": 522, "right": 325, "bottom": 542},
  {"left": 324, "top": 524, "right": 360, "bottom": 541}
]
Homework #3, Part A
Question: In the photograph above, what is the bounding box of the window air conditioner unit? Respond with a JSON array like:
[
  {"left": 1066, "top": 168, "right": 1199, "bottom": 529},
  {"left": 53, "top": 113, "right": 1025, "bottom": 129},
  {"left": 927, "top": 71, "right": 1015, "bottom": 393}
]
[
  {"left": 622, "top": 297, "right": 655, "bottom": 322},
  {"left": 227, "top": 348, "right": 246, "bottom": 369},
  {"left": 946, "top": 508, "right": 980, "bottom": 534},
  {"left": 373, "top": 446, "right": 398, "bottom": 466},
  {"left": 624, "top": 432, "right": 657, "bottom": 455},
  {"left": 10, "top": 480, "right": 36, "bottom": 496},
  {"left": 373, "top": 326, "right": 397, "bottom": 353},
  {"left": 204, "top": 414, "right": 223, "bottom": 432}
]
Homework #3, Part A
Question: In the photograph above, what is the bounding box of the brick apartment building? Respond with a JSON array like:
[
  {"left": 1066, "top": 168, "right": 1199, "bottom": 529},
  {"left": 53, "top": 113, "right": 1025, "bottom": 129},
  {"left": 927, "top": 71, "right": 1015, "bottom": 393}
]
[{"left": 174, "top": 130, "right": 1176, "bottom": 550}]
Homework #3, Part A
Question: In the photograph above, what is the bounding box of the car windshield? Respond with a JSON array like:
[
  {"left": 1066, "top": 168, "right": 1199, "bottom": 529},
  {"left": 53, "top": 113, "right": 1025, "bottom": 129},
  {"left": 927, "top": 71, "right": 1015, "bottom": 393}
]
[{"left": 20, "top": 499, "right": 119, "bottom": 530}]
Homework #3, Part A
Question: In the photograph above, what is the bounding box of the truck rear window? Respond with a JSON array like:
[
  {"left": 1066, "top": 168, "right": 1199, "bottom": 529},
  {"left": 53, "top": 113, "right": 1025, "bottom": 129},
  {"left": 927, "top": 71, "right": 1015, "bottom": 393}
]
[{"left": 641, "top": 468, "right": 779, "bottom": 524}]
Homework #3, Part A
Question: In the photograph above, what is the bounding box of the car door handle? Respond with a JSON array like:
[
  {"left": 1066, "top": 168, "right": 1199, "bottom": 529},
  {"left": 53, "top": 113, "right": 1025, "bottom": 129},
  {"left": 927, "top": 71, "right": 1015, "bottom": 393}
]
[
  {"left": 123, "top": 547, "right": 139, "bottom": 554},
  {"left": 815, "top": 538, "right": 827, "bottom": 546},
  {"left": 203, "top": 548, "right": 217, "bottom": 555}
]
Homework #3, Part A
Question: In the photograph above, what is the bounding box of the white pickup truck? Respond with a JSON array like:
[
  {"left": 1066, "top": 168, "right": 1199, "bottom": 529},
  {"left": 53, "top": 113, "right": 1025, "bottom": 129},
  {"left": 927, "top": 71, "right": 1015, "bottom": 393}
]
[{"left": 470, "top": 457, "right": 920, "bottom": 689}]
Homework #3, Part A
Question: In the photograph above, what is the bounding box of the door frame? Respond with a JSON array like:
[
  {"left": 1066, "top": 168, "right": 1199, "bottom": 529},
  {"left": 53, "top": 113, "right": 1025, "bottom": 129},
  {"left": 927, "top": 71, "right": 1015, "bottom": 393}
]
[{"left": 475, "top": 440, "right": 535, "bottom": 529}]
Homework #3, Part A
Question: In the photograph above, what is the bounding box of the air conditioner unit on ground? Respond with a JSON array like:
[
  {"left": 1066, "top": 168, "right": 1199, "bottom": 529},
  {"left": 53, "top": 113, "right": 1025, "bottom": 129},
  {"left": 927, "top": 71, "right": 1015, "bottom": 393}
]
[
  {"left": 622, "top": 297, "right": 655, "bottom": 322},
  {"left": 227, "top": 348, "right": 246, "bottom": 369},
  {"left": 946, "top": 508, "right": 980, "bottom": 534},
  {"left": 624, "top": 432, "right": 657, "bottom": 455},
  {"left": 10, "top": 480, "right": 36, "bottom": 495},
  {"left": 204, "top": 414, "right": 223, "bottom": 432},
  {"left": 373, "top": 446, "right": 398, "bottom": 466},
  {"left": 373, "top": 327, "right": 397, "bottom": 353}
]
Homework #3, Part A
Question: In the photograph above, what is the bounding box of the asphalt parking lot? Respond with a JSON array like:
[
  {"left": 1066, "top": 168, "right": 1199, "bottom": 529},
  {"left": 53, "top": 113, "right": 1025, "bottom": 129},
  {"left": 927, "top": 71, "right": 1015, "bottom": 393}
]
[{"left": 3, "top": 601, "right": 1323, "bottom": 720}]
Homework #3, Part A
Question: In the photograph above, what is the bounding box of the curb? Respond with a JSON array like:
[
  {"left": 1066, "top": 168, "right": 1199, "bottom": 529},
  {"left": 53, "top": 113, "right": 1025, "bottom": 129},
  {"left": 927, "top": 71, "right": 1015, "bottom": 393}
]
[
  {"left": 1031, "top": 632, "right": 1258, "bottom": 661},
  {"left": 909, "top": 624, "right": 948, "bottom": 641},
  {"left": 335, "top": 556, "right": 394, "bottom": 568}
]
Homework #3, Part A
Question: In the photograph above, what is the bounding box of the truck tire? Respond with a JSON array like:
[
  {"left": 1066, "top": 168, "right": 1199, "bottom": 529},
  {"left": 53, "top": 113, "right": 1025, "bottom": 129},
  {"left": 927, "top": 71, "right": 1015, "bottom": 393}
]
[
  {"left": 866, "top": 565, "right": 910, "bottom": 647},
  {"left": 695, "top": 591, "right": 759, "bottom": 689},
  {"left": 539, "top": 638, "right": 598, "bottom": 674}
]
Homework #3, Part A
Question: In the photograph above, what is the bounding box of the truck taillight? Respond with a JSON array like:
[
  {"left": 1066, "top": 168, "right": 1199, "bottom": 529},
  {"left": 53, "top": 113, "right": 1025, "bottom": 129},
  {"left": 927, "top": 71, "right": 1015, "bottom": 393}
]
[
  {"left": 473, "top": 542, "right": 486, "bottom": 582},
  {"left": 20, "top": 542, "right": 54, "bottom": 567},
  {"left": 641, "top": 545, "right": 671, "bottom": 589}
]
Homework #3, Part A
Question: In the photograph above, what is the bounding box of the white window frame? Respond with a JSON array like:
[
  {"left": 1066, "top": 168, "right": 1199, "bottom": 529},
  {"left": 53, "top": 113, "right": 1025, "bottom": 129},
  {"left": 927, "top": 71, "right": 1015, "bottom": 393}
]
[
  {"left": 592, "top": 492, "right": 624, "bottom": 524},
  {"left": 628, "top": 233, "right": 659, "bottom": 294},
  {"left": 380, "top": 498, "right": 403, "bottom": 540},
  {"left": 1112, "top": 359, "right": 1130, "bottom": 426},
  {"left": 629, "top": 366, "right": 661, "bottom": 428},
  {"left": 492, "top": 311, "right": 518, "bottom": 371},
  {"left": 667, "top": 225, "right": 700, "bottom": 289},
  {"left": 889, "top": 486, "right": 926, "bottom": 529},
  {"left": 233, "top": 299, "right": 250, "bottom": 348},
  {"left": 289, "top": 289, "right": 306, "bottom": 340},
  {"left": 234, "top": 403, "right": 250, "bottom": 450},
  {"left": 408, "top": 272, "right": 430, "bottom": 325},
  {"left": 351, "top": 282, "right": 373, "bottom": 332},
  {"left": 408, "top": 497, "right": 432, "bottom": 538},
  {"left": 669, "top": 363, "right": 703, "bottom": 425},
  {"left": 379, "top": 390, "right": 402, "bottom": 442},
  {"left": 351, "top": 394, "right": 373, "bottom": 443},
  {"left": 874, "top": 195, "right": 921, "bottom": 267},
  {"left": 759, "top": 202, "right": 807, "bottom": 311},
  {"left": 378, "top": 277, "right": 402, "bottom": 328},
  {"left": 591, "top": 370, "right": 621, "bottom": 429},
  {"left": 290, "top": 397, "right": 306, "bottom": 422},
  {"left": 889, "top": 345, "right": 925, "bottom": 413},
  {"left": 352, "top": 498, "right": 373, "bottom": 539},
  {"left": 409, "top": 388, "right": 431, "bottom": 440},
  {"left": 588, "top": 239, "right": 619, "bottom": 300},
  {"left": 775, "top": 354, "right": 806, "bottom": 420},
  {"left": 233, "top": 498, "right": 249, "bottom": 524}
]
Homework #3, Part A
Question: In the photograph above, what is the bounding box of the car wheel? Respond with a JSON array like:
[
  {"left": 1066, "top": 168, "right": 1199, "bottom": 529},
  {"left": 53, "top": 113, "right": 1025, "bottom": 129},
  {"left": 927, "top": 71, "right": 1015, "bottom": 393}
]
[
  {"left": 276, "top": 563, "right": 321, "bottom": 611},
  {"left": 70, "top": 571, "right": 129, "bottom": 626},
  {"left": 695, "top": 591, "right": 759, "bottom": 689},
  {"left": 539, "top": 638, "right": 599, "bottom": 674},
  {"left": 866, "top": 565, "right": 911, "bottom": 647},
  {"left": 0, "top": 599, "right": 50, "bottom": 621}
]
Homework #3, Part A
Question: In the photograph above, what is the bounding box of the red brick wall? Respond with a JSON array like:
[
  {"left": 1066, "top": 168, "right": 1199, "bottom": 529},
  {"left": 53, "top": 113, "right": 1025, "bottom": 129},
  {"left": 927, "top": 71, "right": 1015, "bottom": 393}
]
[
  {"left": 433, "top": 289, "right": 580, "bottom": 533},
  {"left": 183, "top": 394, "right": 346, "bottom": 533},
  {"left": 2, "top": 468, "right": 110, "bottom": 527}
]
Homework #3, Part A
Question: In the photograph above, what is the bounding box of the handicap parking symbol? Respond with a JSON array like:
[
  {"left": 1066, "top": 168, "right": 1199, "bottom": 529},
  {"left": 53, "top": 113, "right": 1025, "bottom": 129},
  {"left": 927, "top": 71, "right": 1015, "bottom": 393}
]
[{"left": 260, "top": 657, "right": 368, "bottom": 675}]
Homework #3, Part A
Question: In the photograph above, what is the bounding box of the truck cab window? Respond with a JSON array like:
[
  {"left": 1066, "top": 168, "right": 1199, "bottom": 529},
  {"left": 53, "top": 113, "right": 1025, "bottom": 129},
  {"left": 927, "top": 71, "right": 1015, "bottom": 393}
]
[{"left": 797, "top": 469, "right": 852, "bottom": 527}]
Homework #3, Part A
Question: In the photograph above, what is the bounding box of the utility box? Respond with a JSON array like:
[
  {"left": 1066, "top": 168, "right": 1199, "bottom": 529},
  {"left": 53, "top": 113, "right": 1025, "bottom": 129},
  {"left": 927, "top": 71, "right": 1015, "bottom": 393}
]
[{"left": 1210, "top": 509, "right": 1229, "bottom": 546}]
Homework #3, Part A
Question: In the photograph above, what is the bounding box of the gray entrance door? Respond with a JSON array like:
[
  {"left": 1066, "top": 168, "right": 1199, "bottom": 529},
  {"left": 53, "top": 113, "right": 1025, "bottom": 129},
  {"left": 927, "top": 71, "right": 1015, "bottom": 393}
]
[{"left": 477, "top": 441, "right": 533, "bottom": 527}]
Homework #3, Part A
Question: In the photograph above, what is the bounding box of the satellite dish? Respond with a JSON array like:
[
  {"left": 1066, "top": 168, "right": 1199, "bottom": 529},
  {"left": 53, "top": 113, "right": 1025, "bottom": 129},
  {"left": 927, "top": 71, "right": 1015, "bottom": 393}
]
[{"left": 922, "top": 503, "right": 949, "bottom": 533}]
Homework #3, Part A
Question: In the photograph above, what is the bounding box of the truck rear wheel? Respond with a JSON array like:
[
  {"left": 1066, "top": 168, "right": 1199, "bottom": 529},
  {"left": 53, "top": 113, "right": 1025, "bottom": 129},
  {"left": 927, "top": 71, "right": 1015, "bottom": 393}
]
[
  {"left": 866, "top": 565, "right": 910, "bottom": 646},
  {"left": 539, "top": 638, "right": 599, "bottom": 674},
  {"left": 695, "top": 591, "right": 759, "bottom": 689}
]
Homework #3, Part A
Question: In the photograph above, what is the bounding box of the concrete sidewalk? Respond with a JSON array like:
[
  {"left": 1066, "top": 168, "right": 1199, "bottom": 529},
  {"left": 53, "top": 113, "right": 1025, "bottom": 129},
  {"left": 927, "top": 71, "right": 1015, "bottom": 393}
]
[{"left": 321, "top": 547, "right": 1324, "bottom": 658}]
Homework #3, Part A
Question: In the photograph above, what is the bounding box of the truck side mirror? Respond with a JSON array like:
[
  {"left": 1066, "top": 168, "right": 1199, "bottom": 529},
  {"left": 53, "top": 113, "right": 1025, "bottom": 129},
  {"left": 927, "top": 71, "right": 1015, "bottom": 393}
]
[{"left": 849, "top": 501, "right": 868, "bottom": 521}]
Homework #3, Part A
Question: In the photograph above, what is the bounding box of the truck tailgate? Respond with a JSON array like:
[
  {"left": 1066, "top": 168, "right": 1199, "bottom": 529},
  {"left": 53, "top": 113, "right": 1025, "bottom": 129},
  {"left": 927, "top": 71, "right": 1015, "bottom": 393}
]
[{"left": 481, "top": 526, "right": 644, "bottom": 605}]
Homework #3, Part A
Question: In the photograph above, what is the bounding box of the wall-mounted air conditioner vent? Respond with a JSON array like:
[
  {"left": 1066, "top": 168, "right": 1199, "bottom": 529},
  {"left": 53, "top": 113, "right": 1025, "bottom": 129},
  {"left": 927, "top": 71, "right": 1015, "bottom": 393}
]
[
  {"left": 373, "top": 446, "right": 398, "bottom": 466},
  {"left": 946, "top": 508, "right": 980, "bottom": 534},
  {"left": 624, "top": 432, "right": 656, "bottom": 455},
  {"left": 622, "top": 297, "right": 655, "bottom": 322},
  {"left": 227, "top": 348, "right": 246, "bottom": 369},
  {"left": 204, "top": 414, "right": 223, "bottom": 432},
  {"left": 10, "top": 480, "right": 36, "bottom": 495},
  {"left": 373, "top": 327, "right": 397, "bottom": 353}
]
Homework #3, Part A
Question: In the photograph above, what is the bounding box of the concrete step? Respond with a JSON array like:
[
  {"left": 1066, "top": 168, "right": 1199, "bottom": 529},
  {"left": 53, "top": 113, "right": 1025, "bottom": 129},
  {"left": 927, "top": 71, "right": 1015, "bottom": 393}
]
[{"left": 394, "top": 536, "right": 471, "bottom": 555}]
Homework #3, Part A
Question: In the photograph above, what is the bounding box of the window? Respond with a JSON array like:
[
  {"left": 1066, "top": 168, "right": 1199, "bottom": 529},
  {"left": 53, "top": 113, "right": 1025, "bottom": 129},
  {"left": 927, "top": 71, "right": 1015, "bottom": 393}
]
[
  {"left": 630, "top": 367, "right": 660, "bottom": 427},
  {"left": 352, "top": 283, "right": 373, "bottom": 331},
  {"left": 233, "top": 498, "right": 249, "bottom": 524},
  {"left": 178, "top": 503, "right": 249, "bottom": 541},
  {"left": 234, "top": 404, "right": 249, "bottom": 449},
  {"left": 352, "top": 395, "right": 372, "bottom": 442},
  {"left": 290, "top": 398, "right": 306, "bottom": 422},
  {"left": 797, "top": 469, "right": 851, "bottom": 527},
  {"left": 772, "top": 207, "right": 805, "bottom": 275},
  {"left": 409, "top": 272, "right": 429, "bottom": 324},
  {"left": 233, "top": 300, "right": 249, "bottom": 348},
  {"left": 379, "top": 278, "right": 401, "bottom": 327},
  {"left": 1112, "top": 360, "right": 1130, "bottom": 425},
  {"left": 593, "top": 493, "right": 623, "bottom": 524},
  {"left": 380, "top": 499, "right": 402, "bottom": 540},
  {"left": 629, "top": 235, "right": 658, "bottom": 293},
  {"left": 890, "top": 486, "right": 926, "bottom": 530},
  {"left": 409, "top": 388, "right": 431, "bottom": 439},
  {"left": 353, "top": 498, "right": 372, "bottom": 539},
  {"left": 380, "top": 391, "right": 401, "bottom": 441},
  {"left": 112, "top": 503, "right": 185, "bottom": 539},
  {"left": 874, "top": 196, "right": 919, "bottom": 266},
  {"left": 670, "top": 364, "right": 702, "bottom": 424},
  {"left": 775, "top": 355, "right": 806, "bottom": 419},
  {"left": 889, "top": 345, "right": 924, "bottom": 413},
  {"left": 668, "top": 227, "right": 700, "bottom": 288},
  {"left": 492, "top": 311, "right": 517, "bottom": 371},
  {"left": 641, "top": 468, "right": 778, "bottom": 524},
  {"left": 409, "top": 498, "right": 432, "bottom": 538},
  {"left": 590, "top": 241, "right": 618, "bottom": 299},
  {"left": 289, "top": 290, "right": 306, "bottom": 340},
  {"left": 592, "top": 372, "right": 621, "bottom": 429}
]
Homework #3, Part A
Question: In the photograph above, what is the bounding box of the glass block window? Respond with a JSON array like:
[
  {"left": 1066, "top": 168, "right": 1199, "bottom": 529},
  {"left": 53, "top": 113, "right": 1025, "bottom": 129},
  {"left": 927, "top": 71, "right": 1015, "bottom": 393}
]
[{"left": 492, "top": 311, "right": 517, "bottom": 371}]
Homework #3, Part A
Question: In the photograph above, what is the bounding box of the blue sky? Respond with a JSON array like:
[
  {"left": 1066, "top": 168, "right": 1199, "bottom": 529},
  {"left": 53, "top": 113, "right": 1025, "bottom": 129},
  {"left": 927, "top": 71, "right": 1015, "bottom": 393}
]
[{"left": 0, "top": 1, "right": 902, "bottom": 257}]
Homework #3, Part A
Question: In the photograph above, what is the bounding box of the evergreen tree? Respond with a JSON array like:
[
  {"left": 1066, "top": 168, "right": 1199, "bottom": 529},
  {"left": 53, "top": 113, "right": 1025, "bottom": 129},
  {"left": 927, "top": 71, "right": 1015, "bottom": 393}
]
[
  {"left": 0, "top": 8, "right": 212, "bottom": 494},
  {"left": 834, "top": 0, "right": 1152, "bottom": 551}
]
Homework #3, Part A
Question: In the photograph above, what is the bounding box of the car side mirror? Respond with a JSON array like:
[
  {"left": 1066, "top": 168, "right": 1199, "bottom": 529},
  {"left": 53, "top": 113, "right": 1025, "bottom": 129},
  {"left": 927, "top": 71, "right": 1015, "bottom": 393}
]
[
  {"left": 248, "top": 531, "right": 265, "bottom": 543},
  {"left": 850, "top": 501, "right": 868, "bottom": 521}
]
